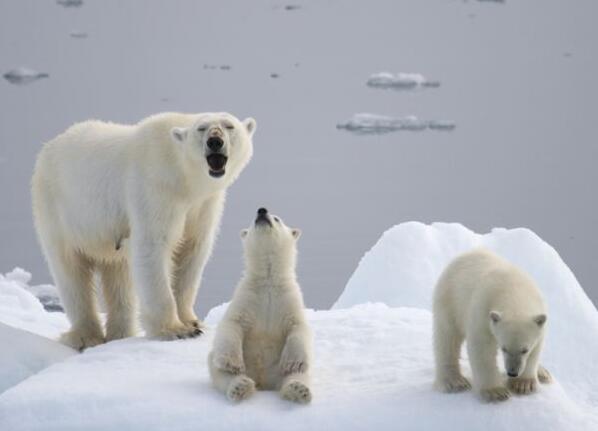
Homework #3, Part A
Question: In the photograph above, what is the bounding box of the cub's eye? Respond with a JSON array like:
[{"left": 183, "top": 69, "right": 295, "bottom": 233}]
[
  {"left": 197, "top": 126, "right": 207, "bottom": 132},
  {"left": 225, "top": 124, "right": 235, "bottom": 130},
  {"left": 521, "top": 348, "right": 529, "bottom": 354},
  {"left": 274, "top": 217, "right": 280, "bottom": 223}
]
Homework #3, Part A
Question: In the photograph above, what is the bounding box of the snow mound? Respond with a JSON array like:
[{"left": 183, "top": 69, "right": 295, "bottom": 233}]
[
  {"left": 0, "top": 268, "right": 68, "bottom": 338},
  {"left": 2, "top": 268, "right": 62, "bottom": 312},
  {"left": 0, "top": 323, "right": 75, "bottom": 394},
  {"left": 3, "top": 67, "right": 49, "bottom": 85},
  {"left": 336, "top": 114, "right": 456, "bottom": 134},
  {"left": 1, "top": 304, "right": 596, "bottom": 431},
  {"left": 335, "top": 222, "right": 598, "bottom": 407},
  {"left": 367, "top": 72, "right": 440, "bottom": 91}
]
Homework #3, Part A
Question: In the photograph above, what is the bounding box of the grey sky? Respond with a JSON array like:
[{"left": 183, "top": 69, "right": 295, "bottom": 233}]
[{"left": 0, "top": 0, "right": 596, "bottom": 316}]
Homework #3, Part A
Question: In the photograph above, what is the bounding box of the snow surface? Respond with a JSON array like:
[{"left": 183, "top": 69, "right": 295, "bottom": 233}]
[
  {"left": 0, "top": 223, "right": 597, "bottom": 430},
  {"left": 337, "top": 113, "right": 456, "bottom": 134},
  {"left": 366, "top": 72, "right": 440, "bottom": 91}
]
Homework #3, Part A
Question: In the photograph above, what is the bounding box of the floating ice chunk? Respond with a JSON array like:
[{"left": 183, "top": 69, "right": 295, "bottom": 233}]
[
  {"left": 69, "top": 31, "right": 88, "bottom": 39},
  {"left": 57, "top": 0, "right": 83, "bottom": 7},
  {"left": 428, "top": 120, "right": 457, "bottom": 131},
  {"left": 366, "top": 72, "right": 440, "bottom": 91},
  {"left": 336, "top": 113, "right": 455, "bottom": 135},
  {"left": 3, "top": 67, "right": 49, "bottom": 85},
  {"left": 203, "top": 64, "right": 231, "bottom": 71},
  {"left": 285, "top": 5, "right": 301, "bottom": 11}
]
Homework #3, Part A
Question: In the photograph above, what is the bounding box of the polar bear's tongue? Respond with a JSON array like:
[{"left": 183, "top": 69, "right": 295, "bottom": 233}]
[{"left": 206, "top": 153, "right": 227, "bottom": 174}]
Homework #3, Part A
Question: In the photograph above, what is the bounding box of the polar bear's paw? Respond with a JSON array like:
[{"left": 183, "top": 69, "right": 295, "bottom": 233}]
[
  {"left": 213, "top": 352, "right": 245, "bottom": 374},
  {"left": 480, "top": 386, "right": 511, "bottom": 403},
  {"left": 435, "top": 374, "right": 472, "bottom": 393},
  {"left": 281, "top": 380, "right": 312, "bottom": 404},
  {"left": 155, "top": 323, "right": 202, "bottom": 341},
  {"left": 280, "top": 359, "right": 308, "bottom": 376},
  {"left": 60, "top": 329, "right": 105, "bottom": 352},
  {"left": 508, "top": 377, "right": 537, "bottom": 395},
  {"left": 537, "top": 365, "right": 552, "bottom": 384},
  {"left": 227, "top": 375, "right": 256, "bottom": 402}
]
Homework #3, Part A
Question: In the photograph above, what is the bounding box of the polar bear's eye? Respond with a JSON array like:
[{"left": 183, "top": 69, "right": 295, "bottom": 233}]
[
  {"left": 521, "top": 348, "right": 529, "bottom": 354},
  {"left": 274, "top": 217, "right": 280, "bottom": 223},
  {"left": 224, "top": 124, "right": 234, "bottom": 130},
  {"left": 197, "top": 126, "right": 208, "bottom": 132}
]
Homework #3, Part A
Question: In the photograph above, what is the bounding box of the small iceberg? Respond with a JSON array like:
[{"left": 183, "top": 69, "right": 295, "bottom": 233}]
[
  {"left": 337, "top": 113, "right": 455, "bottom": 135},
  {"left": 3, "top": 67, "right": 49, "bottom": 85},
  {"left": 57, "top": 0, "right": 83, "bottom": 7},
  {"left": 366, "top": 72, "right": 440, "bottom": 91}
]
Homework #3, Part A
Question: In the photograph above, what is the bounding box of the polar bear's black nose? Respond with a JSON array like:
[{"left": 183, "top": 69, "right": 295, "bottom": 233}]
[
  {"left": 207, "top": 136, "right": 224, "bottom": 151},
  {"left": 257, "top": 208, "right": 268, "bottom": 216}
]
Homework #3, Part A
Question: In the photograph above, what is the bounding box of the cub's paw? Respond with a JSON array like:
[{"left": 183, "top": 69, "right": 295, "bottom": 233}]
[
  {"left": 227, "top": 375, "right": 255, "bottom": 402},
  {"left": 537, "top": 365, "right": 552, "bottom": 384},
  {"left": 213, "top": 352, "right": 245, "bottom": 374},
  {"left": 281, "top": 380, "right": 312, "bottom": 404},
  {"left": 480, "top": 386, "right": 511, "bottom": 403},
  {"left": 155, "top": 323, "right": 202, "bottom": 341},
  {"left": 60, "top": 329, "right": 105, "bottom": 352},
  {"left": 280, "top": 359, "right": 308, "bottom": 376},
  {"left": 508, "top": 377, "right": 537, "bottom": 395},
  {"left": 435, "top": 374, "right": 472, "bottom": 393}
]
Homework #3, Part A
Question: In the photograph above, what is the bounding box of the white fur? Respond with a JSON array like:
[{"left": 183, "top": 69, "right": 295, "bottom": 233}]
[
  {"left": 433, "top": 249, "right": 551, "bottom": 402},
  {"left": 32, "top": 112, "right": 256, "bottom": 350},
  {"left": 208, "top": 210, "right": 312, "bottom": 404}
]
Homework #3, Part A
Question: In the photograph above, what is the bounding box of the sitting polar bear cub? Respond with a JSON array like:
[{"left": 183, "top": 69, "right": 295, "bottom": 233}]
[
  {"left": 32, "top": 112, "right": 256, "bottom": 350},
  {"left": 209, "top": 208, "right": 313, "bottom": 404},
  {"left": 433, "top": 249, "right": 552, "bottom": 402}
]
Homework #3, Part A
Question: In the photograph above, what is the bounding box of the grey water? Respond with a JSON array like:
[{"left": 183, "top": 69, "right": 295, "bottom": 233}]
[{"left": 1, "top": 0, "right": 597, "bottom": 317}]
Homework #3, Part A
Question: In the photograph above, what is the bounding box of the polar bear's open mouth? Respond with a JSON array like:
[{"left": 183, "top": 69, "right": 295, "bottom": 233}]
[{"left": 206, "top": 153, "right": 228, "bottom": 178}]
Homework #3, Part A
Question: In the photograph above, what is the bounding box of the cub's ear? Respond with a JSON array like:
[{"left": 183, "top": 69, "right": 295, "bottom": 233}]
[
  {"left": 243, "top": 117, "right": 257, "bottom": 137},
  {"left": 490, "top": 311, "right": 502, "bottom": 324},
  {"left": 240, "top": 229, "right": 249, "bottom": 239},
  {"left": 171, "top": 127, "right": 188, "bottom": 143},
  {"left": 291, "top": 228, "right": 302, "bottom": 239},
  {"left": 534, "top": 314, "right": 547, "bottom": 326}
]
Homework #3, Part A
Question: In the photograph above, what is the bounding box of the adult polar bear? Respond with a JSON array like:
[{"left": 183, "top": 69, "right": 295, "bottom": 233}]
[{"left": 32, "top": 112, "right": 256, "bottom": 350}]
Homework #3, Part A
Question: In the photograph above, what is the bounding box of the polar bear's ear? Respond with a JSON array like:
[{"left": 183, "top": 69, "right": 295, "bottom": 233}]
[
  {"left": 291, "top": 228, "right": 301, "bottom": 240},
  {"left": 170, "top": 127, "right": 188, "bottom": 143},
  {"left": 534, "top": 314, "right": 547, "bottom": 327},
  {"left": 490, "top": 311, "right": 501, "bottom": 324},
  {"left": 240, "top": 229, "right": 249, "bottom": 239},
  {"left": 243, "top": 118, "right": 257, "bottom": 137}
]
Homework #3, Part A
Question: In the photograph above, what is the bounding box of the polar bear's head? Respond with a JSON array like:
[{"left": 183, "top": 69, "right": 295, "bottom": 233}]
[
  {"left": 240, "top": 208, "right": 301, "bottom": 277},
  {"left": 490, "top": 311, "right": 547, "bottom": 378},
  {"left": 170, "top": 112, "right": 256, "bottom": 181}
]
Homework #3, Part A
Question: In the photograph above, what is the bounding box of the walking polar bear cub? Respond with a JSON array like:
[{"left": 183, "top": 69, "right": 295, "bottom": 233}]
[
  {"left": 209, "top": 208, "right": 313, "bottom": 403},
  {"left": 32, "top": 112, "right": 256, "bottom": 350},
  {"left": 433, "top": 249, "right": 552, "bottom": 402}
]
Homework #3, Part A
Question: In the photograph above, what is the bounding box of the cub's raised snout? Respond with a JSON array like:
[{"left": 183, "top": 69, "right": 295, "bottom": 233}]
[{"left": 255, "top": 207, "right": 272, "bottom": 226}]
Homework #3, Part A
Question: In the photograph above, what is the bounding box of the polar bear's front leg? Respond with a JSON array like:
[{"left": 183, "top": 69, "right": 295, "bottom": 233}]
[
  {"left": 467, "top": 334, "right": 510, "bottom": 402},
  {"left": 211, "top": 321, "right": 246, "bottom": 374},
  {"left": 130, "top": 206, "right": 201, "bottom": 340},
  {"left": 172, "top": 195, "right": 224, "bottom": 330},
  {"left": 279, "top": 323, "right": 312, "bottom": 376}
]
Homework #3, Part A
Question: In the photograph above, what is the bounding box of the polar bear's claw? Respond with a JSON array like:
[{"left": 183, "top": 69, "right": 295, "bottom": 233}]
[
  {"left": 158, "top": 324, "right": 203, "bottom": 341},
  {"left": 213, "top": 353, "right": 245, "bottom": 374},
  {"left": 281, "top": 380, "right": 312, "bottom": 404},
  {"left": 480, "top": 386, "right": 511, "bottom": 402},
  {"left": 227, "top": 376, "right": 255, "bottom": 402},
  {"left": 508, "top": 377, "right": 537, "bottom": 395},
  {"left": 281, "top": 360, "right": 307, "bottom": 376}
]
